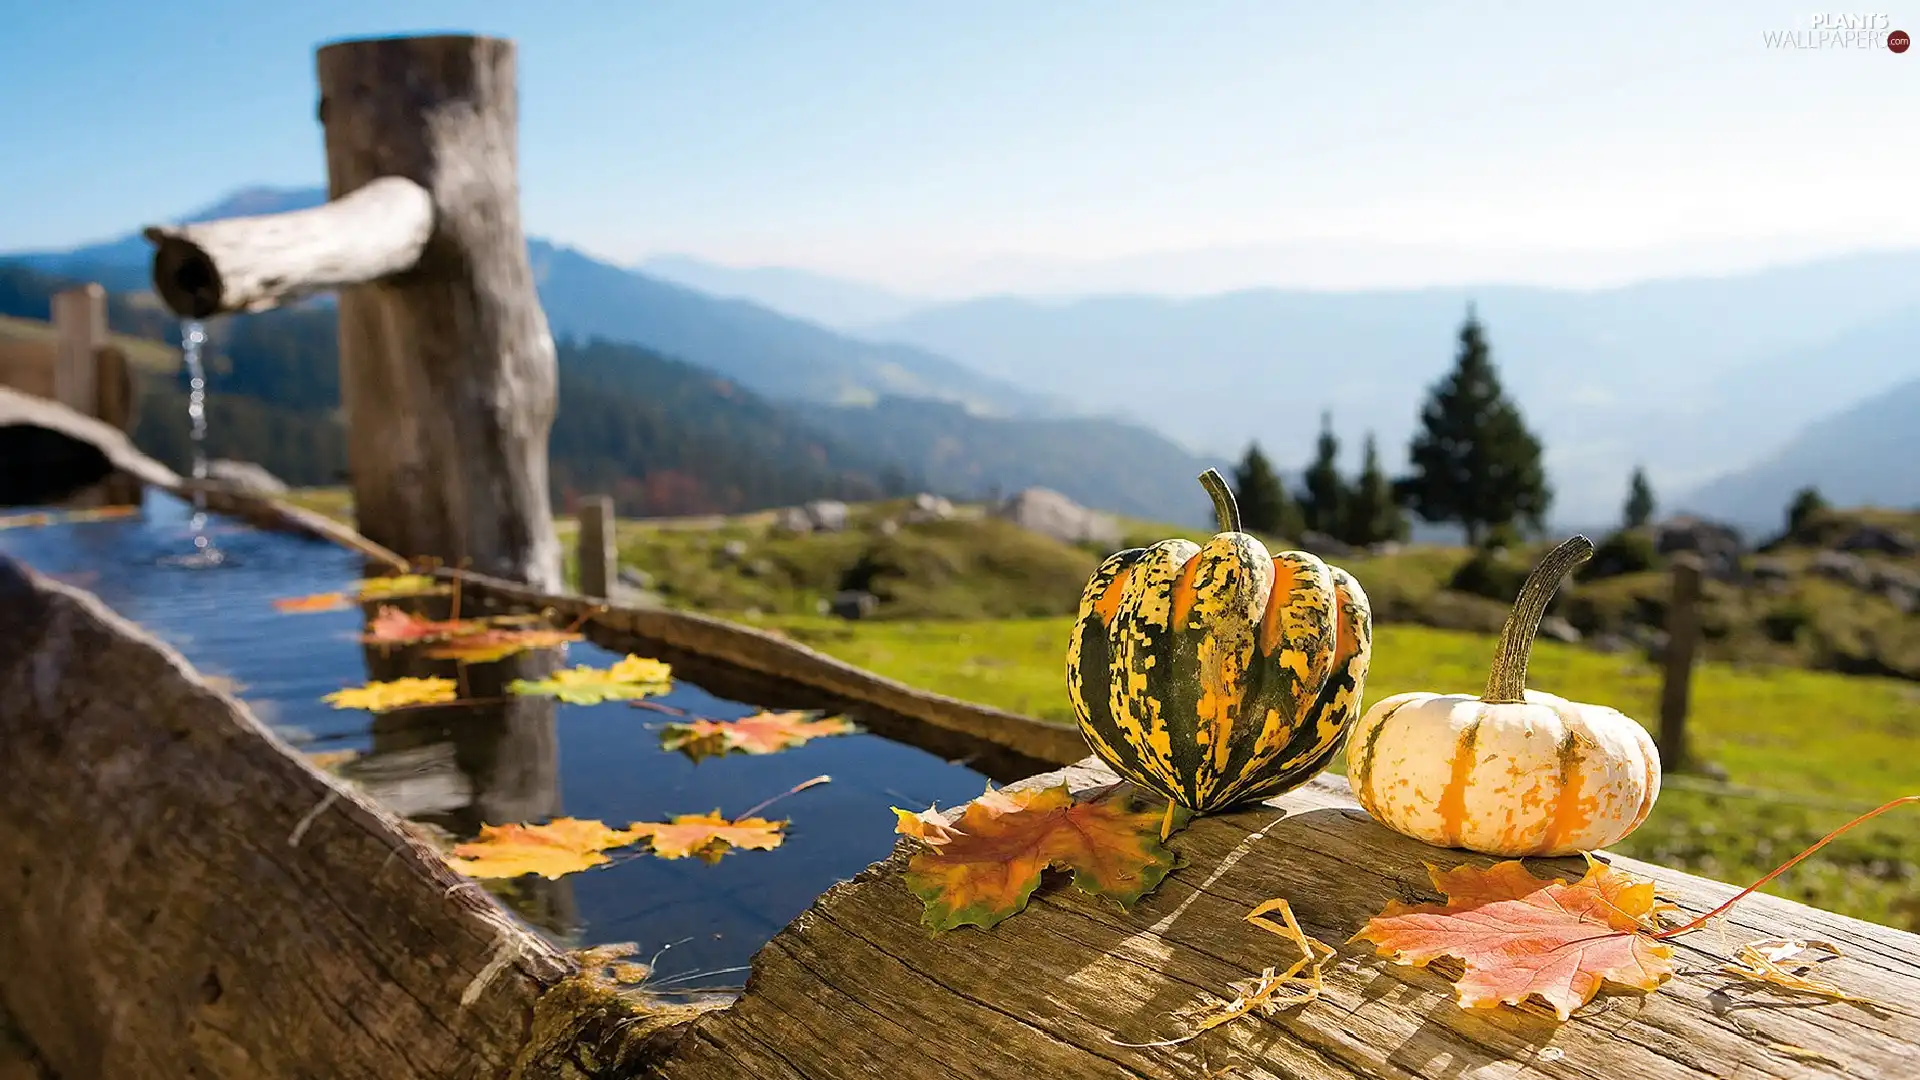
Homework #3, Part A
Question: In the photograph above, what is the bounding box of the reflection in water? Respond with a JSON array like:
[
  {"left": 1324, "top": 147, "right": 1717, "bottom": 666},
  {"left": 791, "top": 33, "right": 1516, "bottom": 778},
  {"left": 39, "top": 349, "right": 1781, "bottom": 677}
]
[
  {"left": 0, "top": 492, "right": 996, "bottom": 992},
  {"left": 355, "top": 624, "right": 580, "bottom": 943}
]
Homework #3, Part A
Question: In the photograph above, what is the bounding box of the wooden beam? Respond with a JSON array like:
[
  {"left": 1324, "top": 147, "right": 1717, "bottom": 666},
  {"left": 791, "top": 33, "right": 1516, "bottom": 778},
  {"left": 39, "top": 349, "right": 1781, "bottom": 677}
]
[
  {"left": 142, "top": 177, "right": 433, "bottom": 319},
  {"left": 315, "top": 34, "right": 563, "bottom": 591},
  {"left": 645, "top": 757, "right": 1920, "bottom": 1078}
]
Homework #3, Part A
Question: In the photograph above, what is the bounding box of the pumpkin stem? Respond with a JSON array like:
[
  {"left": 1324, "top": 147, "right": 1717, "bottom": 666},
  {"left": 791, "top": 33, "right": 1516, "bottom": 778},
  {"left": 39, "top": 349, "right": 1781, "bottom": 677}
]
[
  {"left": 1198, "top": 469, "right": 1242, "bottom": 534},
  {"left": 1483, "top": 534, "right": 1594, "bottom": 703}
]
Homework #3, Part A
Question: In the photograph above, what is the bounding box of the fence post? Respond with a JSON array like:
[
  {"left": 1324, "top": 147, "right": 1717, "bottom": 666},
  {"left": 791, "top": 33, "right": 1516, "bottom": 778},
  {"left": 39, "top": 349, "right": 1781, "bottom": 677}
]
[
  {"left": 1658, "top": 553, "right": 1701, "bottom": 772},
  {"left": 51, "top": 285, "right": 106, "bottom": 420},
  {"left": 50, "top": 285, "right": 143, "bottom": 508},
  {"left": 577, "top": 496, "right": 615, "bottom": 599}
]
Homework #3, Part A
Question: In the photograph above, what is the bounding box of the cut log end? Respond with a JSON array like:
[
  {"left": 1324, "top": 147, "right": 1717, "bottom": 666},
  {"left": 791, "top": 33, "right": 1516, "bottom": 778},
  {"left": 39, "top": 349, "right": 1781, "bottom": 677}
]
[
  {"left": 141, "top": 176, "right": 435, "bottom": 319},
  {"left": 144, "top": 231, "right": 226, "bottom": 320}
]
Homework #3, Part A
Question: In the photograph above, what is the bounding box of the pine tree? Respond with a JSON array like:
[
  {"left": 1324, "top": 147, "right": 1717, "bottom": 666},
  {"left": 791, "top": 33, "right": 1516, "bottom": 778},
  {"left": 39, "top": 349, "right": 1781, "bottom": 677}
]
[
  {"left": 1344, "top": 433, "right": 1408, "bottom": 546},
  {"left": 1786, "top": 486, "right": 1828, "bottom": 536},
  {"left": 1623, "top": 466, "right": 1656, "bottom": 529},
  {"left": 1231, "top": 442, "right": 1301, "bottom": 538},
  {"left": 1399, "top": 305, "right": 1551, "bottom": 545},
  {"left": 1300, "top": 411, "right": 1347, "bottom": 537}
]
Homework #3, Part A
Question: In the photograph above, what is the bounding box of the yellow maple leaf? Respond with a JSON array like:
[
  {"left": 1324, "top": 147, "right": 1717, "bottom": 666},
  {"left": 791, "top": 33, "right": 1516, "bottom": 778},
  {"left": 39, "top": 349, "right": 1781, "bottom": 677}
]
[
  {"left": 508, "top": 654, "right": 673, "bottom": 704},
  {"left": 354, "top": 574, "right": 452, "bottom": 600},
  {"left": 628, "top": 811, "right": 786, "bottom": 864},
  {"left": 443, "top": 818, "right": 647, "bottom": 880},
  {"left": 322, "top": 676, "right": 458, "bottom": 712}
]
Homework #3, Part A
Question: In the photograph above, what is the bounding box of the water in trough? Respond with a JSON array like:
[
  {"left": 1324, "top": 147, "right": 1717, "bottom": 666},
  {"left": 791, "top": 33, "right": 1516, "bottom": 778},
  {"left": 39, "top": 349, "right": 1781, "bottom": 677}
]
[{"left": 0, "top": 491, "right": 993, "bottom": 994}]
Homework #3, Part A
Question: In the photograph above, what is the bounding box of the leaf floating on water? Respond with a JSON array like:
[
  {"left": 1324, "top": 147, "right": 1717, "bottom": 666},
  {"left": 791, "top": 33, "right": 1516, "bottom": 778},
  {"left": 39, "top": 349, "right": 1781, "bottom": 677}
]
[
  {"left": 1722, "top": 938, "right": 1876, "bottom": 1005},
  {"left": 323, "top": 676, "right": 458, "bottom": 712},
  {"left": 627, "top": 812, "right": 786, "bottom": 864},
  {"left": 891, "top": 782, "right": 1179, "bottom": 932},
  {"left": 273, "top": 592, "right": 352, "bottom": 613},
  {"left": 355, "top": 574, "right": 453, "bottom": 600},
  {"left": 658, "top": 710, "right": 859, "bottom": 761},
  {"left": 427, "top": 627, "right": 585, "bottom": 663},
  {"left": 508, "top": 654, "right": 673, "bottom": 705},
  {"left": 361, "top": 605, "right": 487, "bottom": 645},
  {"left": 1352, "top": 855, "right": 1675, "bottom": 1021},
  {"left": 444, "top": 818, "right": 648, "bottom": 880},
  {"left": 1110, "top": 898, "right": 1335, "bottom": 1049}
]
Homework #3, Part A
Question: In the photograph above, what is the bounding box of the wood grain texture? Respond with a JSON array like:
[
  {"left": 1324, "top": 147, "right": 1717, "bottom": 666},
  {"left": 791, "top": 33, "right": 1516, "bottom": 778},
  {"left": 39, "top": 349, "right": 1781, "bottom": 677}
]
[
  {"left": 639, "top": 757, "right": 1920, "bottom": 1080},
  {"left": 0, "top": 559, "right": 577, "bottom": 1079},
  {"left": 142, "top": 177, "right": 433, "bottom": 318},
  {"left": 317, "top": 34, "right": 563, "bottom": 592}
]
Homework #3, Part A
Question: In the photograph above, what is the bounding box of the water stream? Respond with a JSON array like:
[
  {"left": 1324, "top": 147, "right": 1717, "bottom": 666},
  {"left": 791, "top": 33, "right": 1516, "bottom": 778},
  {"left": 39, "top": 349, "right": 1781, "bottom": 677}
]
[{"left": 169, "top": 319, "right": 224, "bottom": 567}]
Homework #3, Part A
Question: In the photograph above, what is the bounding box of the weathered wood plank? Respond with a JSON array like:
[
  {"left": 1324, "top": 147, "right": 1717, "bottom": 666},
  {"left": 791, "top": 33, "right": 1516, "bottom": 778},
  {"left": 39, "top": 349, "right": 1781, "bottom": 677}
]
[
  {"left": 639, "top": 758, "right": 1920, "bottom": 1079},
  {"left": 0, "top": 559, "right": 591, "bottom": 1079}
]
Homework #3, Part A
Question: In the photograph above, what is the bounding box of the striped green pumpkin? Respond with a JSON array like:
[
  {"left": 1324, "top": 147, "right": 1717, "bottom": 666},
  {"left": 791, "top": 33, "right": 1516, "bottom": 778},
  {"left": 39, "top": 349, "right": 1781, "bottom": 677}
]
[{"left": 1065, "top": 470, "right": 1373, "bottom": 813}]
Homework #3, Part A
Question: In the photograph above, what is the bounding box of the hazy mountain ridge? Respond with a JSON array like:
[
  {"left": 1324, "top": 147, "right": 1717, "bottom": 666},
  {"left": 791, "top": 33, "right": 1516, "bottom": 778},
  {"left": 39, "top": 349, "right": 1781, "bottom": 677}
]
[
  {"left": 637, "top": 254, "right": 929, "bottom": 330},
  {"left": 1679, "top": 377, "right": 1920, "bottom": 528},
  {"left": 862, "top": 252, "right": 1920, "bottom": 523}
]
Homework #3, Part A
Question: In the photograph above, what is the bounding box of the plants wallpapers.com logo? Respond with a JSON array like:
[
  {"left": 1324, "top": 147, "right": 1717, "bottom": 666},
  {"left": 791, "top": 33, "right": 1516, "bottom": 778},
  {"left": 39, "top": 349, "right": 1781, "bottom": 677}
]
[{"left": 1763, "top": 13, "right": 1911, "bottom": 50}]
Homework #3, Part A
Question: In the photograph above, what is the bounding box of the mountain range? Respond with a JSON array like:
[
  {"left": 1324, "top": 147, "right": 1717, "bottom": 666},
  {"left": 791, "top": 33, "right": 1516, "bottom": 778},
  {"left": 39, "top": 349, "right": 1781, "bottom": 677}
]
[{"left": 6, "top": 185, "right": 1915, "bottom": 531}]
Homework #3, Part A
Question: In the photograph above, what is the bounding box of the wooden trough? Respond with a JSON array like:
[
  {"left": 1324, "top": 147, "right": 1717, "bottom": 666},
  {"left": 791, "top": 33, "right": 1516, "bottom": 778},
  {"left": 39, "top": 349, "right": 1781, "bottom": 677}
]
[{"left": 3, "top": 491, "right": 1919, "bottom": 1078}]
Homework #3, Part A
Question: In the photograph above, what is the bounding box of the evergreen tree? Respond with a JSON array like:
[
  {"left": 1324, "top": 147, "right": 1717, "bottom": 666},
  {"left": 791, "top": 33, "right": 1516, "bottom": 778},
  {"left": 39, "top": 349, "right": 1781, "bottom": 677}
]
[
  {"left": 1231, "top": 442, "right": 1302, "bottom": 538},
  {"left": 1344, "top": 433, "right": 1408, "bottom": 546},
  {"left": 1623, "top": 466, "right": 1656, "bottom": 530},
  {"left": 1300, "top": 411, "right": 1347, "bottom": 537},
  {"left": 1399, "top": 305, "right": 1551, "bottom": 545},
  {"left": 1786, "top": 486, "right": 1828, "bottom": 536}
]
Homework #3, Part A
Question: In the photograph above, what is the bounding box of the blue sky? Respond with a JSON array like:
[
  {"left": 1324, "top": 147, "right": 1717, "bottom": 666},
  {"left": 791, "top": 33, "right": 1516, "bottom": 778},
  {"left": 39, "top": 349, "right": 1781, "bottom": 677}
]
[{"left": 2, "top": 1, "right": 1914, "bottom": 294}]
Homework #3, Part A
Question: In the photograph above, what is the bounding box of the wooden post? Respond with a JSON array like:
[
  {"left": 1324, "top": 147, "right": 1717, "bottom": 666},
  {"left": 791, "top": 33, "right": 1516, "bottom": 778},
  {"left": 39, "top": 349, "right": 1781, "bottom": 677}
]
[
  {"left": 50, "top": 286, "right": 104, "bottom": 421},
  {"left": 1658, "top": 553, "right": 1701, "bottom": 772},
  {"left": 48, "top": 287, "right": 143, "bottom": 508},
  {"left": 577, "top": 495, "right": 615, "bottom": 599},
  {"left": 141, "top": 34, "right": 563, "bottom": 592}
]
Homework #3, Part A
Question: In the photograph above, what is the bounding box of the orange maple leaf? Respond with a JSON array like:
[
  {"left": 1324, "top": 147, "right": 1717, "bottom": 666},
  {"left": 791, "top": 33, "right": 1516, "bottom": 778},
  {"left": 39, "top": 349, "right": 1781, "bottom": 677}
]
[
  {"left": 658, "top": 710, "right": 859, "bottom": 761},
  {"left": 443, "top": 818, "right": 646, "bottom": 880},
  {"left": 273, "top": 592, "right": 352, "bottom": 613},
  {"left": 892, "top": 782, "right": 1179, "bottom": 932},
  {"left": 1352, "top": 855, "right": 1675, "bottom": 1020},
  {"left": 425, "top": 627, "right": 584, "bottom": 662},
  {"left": 627, "top": 812, "right": 787, "bottom": 864},
  {"left": 361, "top": 604, "right": 487, "bottom": 645}
]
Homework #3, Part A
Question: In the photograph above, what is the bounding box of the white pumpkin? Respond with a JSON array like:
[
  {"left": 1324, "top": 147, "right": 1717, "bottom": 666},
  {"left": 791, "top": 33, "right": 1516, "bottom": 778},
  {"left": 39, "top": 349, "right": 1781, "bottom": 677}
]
[{"left": 1346, "top": 536, "right": 1662, "bottom": 857}]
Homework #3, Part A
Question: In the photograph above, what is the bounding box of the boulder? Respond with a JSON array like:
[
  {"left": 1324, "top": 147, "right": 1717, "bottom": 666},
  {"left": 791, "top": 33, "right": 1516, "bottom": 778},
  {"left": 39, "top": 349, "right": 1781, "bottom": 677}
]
[
  {"left": 993, "top": 488, "right": 1120, "bottom": 546},
  {"left": 904, "top": 493, "right": 954, "bottom": 523},
  {"left": 1653, "top": 515, "right": 1746, "bottom": 580},
  {"left": 829, "top": 589, "right": 879, "bottom": 620},
  {"left": 1835, "top": 524, "right": 1918, "bottom": 557},
  {"left": 803, "top": 500, "right": 849, "bottom": 533},
  {"left": 1537, "top": 615, "right": 1582, "bottom": 644},
  {"left": 1299, "top": 530, "right": 1357, "bottom": 559},
  {"left": 773, "top": 506, "right": 814, "bottom": 535}
]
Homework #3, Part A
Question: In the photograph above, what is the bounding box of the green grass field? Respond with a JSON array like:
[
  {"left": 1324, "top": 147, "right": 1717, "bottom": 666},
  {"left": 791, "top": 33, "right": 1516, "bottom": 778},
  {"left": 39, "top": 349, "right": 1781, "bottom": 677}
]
[{"left": 753, "top": 612, "right": 1920, "bottom": 930}]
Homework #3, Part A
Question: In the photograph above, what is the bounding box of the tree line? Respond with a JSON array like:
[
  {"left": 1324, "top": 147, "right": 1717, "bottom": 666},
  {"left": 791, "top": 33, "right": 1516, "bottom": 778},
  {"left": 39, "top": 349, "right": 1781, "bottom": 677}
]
[{"left": 1230, "top": 305, "right": 1636, "bottom": 549}]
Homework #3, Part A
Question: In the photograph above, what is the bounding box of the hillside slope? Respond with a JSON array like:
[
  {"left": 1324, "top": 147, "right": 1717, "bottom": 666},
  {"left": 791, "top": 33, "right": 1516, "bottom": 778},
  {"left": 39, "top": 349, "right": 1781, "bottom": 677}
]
[
  {"left": 795, "top": 397, "right": 1224, "bottom": 523},
  {"left": 1680, "top": 378, "right": 1920, "bottom": 525}
]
